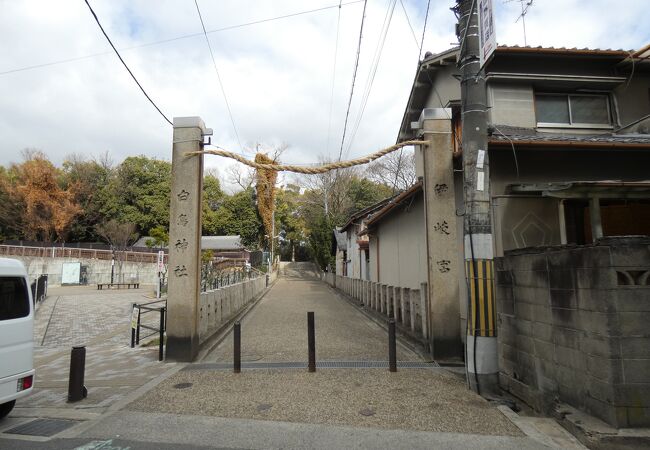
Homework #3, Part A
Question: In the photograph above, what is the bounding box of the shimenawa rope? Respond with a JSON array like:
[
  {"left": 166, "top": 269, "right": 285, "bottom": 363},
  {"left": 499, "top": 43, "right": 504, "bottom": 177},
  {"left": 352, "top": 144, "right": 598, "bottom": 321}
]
[{"left": 184, "top": 139, "right": 428, "bottom": 174}]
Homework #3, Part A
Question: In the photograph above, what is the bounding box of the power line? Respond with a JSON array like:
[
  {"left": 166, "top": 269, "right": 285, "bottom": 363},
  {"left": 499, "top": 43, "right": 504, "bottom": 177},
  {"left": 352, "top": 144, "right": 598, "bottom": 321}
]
[
  {"left": 83, "top": 0, "right": 173, "bottom": 126},
  {"left": 325, "top": 1, "right": 343, "bottom": 156},
  {"left": 194, "top": 0, "right": 243, "bottom": 153},
  {"left": 392, "top": 0, "right": 431, "bottom": 192},
  {"left": 418, "top": 0, "right": 432, "bottom": 61},
  {"left": 399, "top": 0, "right": 419, "bottom": 50},
  {"left": 1, "top": 1, "right": 364, "bottom": 77},
  {"left": 337, "top": 0, "right": 369, "bottom": 162},
  {"left": 344, "top": 0, "right": 397, "bottom": 158}
]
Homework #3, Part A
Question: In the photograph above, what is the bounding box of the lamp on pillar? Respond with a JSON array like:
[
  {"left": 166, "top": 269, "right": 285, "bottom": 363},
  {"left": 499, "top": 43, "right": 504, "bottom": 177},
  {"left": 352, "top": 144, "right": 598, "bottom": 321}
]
[{"left": 165, "top": 117, "right": 208, "bottom": 362}]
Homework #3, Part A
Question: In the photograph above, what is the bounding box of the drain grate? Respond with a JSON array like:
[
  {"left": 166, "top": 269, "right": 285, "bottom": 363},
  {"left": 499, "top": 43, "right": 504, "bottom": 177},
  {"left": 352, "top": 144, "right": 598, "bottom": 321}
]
[
  {"left": 5, "top": 419, "right": 78, "bottom": 437},
  {"left": 184, "top": 360, "right": 439, "bottom": 371}
]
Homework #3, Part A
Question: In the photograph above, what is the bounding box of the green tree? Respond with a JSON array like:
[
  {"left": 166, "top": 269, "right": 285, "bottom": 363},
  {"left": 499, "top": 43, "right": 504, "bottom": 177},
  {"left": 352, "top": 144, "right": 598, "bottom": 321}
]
[
  {"left": 145, "top": 225, "right": 169, "bottom": 248},
  {"left": 204, "top": 188, "right": 262, "bottom": 249},
  {"left": 308, "top": 212, "right": 333, "bottom": 270},
  {"left": 101, "top": 156, "right": 171, "bottom": 235},
  {"left": 61, "top": 154, "right": 113, "bottom": 242}
]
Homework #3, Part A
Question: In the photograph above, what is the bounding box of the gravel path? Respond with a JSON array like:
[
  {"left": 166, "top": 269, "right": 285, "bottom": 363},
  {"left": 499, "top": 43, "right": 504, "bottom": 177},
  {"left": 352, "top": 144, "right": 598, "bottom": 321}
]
[
  {"left": 128, "top": 368, "right": 521, "bottom": 436},
  {"left": 206, "top": 263, "right": 420, "bottom": 362}
]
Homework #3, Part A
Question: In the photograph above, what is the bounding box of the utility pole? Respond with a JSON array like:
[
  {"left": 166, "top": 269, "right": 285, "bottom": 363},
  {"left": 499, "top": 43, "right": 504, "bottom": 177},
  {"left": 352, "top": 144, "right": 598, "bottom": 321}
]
[{"left": 456, "top": 0, "right": 498, "bottom": 395}]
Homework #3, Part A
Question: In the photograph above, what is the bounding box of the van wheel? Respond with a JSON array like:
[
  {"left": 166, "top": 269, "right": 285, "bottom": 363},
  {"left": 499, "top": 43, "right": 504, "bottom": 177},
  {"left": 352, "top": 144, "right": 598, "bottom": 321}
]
[{"left": 0, "top": 401, "right": 16, "bottom": 419}]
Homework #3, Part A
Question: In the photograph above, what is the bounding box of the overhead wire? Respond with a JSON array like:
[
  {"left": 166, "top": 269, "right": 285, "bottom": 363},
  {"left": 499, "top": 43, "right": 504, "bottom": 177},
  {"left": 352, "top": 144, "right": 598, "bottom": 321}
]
[
  {"left": 399, "top": 0, "right": 420, "bottom": 51},
  {"left": 392, "top": 0, "right": 431, "bottom": 193},
  {"left": 193, "top": 0, "right": 244, "bottom": 153},
  {"left": 1, "top": 1, "right": 364, "bottom": 77},
  {"left": 325, "top": 1, "right": 343, "bottom": 156},
  {"left": 337, "top": 0, "right": 369, "bottom": 163},
  {"left": 83, "top": 0, "right": 173, "bottom": 126},
  {"left": 344, "top": 0, "right": 397, "bottom": 159}
]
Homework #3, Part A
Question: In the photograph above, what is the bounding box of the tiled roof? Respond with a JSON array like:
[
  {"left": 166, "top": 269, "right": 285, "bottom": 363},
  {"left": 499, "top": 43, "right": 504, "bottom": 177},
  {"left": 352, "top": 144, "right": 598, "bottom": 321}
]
[
  {"left": 488, "top": 125, "right": 650, "bottom": 146},
  {"left": 201, "top": 235, "right": 245, "bottom": 251},
  {"left": 495, "top": 45, "right": 633, "bottom": 55}
]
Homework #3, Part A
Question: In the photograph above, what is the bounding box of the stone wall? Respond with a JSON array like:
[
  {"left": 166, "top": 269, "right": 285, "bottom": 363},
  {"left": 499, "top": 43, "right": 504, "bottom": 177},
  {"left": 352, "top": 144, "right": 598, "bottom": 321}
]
[
  {"left": 198, "top": 275, "right": 267, "bottom": 345},
  {"left": 495, "top": 236, "right": 650, "bottom": 428},
  {"left": 11, "top": 255, "right": 159, "bottom": 286}
]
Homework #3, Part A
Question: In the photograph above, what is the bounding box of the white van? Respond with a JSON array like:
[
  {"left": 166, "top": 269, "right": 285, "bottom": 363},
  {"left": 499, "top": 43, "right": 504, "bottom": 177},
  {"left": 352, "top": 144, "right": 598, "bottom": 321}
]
[{"left": 0, "top": 258, "right": 34, "bottom": 419}]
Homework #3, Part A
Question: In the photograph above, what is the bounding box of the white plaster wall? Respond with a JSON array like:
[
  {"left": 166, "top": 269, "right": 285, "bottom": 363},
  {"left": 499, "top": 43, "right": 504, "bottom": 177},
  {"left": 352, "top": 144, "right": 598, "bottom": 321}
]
[{"left": 369, "top": 194, "right": 427, "bottom": 290}]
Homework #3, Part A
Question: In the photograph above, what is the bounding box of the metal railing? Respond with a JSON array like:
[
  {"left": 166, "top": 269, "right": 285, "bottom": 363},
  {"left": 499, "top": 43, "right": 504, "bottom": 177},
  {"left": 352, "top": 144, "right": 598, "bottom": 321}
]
[
  {"left": 130, "top": 299, "right": 166, "bottom": 361},
  {"left": 201, "top": 268, "right": 255, "bottom": 292}
]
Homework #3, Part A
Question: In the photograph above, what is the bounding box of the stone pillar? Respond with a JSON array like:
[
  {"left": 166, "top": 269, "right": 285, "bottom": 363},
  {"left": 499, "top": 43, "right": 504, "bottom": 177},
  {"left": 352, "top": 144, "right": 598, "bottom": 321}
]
[
  {"left": 417, "top": 108, "right": 462, "bottom": 359},
  {"left": 166, "top": 117, "right": 206, "bottom": 362}
]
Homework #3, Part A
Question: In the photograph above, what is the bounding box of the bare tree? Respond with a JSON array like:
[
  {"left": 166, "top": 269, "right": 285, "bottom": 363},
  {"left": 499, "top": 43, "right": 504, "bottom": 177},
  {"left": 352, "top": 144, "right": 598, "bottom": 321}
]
[
  {"left": 366, "top": 148, "right": 417, "bottom": 192},
  {"left": 226, "top": 164, "right": 255, "bottom": 191},
  {"left": 96, "top": 220, "right": 138, "bottom": 282}
]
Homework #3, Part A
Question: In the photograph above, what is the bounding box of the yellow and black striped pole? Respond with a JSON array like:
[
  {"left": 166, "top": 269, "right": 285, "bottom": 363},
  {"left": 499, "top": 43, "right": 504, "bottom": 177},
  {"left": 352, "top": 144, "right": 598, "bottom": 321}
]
[{"left": 457, "top": 0, "right": 499, "bottom": 394}]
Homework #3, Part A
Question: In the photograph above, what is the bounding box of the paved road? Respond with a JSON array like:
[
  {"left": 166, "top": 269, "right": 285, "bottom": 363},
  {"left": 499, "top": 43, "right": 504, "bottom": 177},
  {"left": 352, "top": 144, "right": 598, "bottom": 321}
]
[
  {"left": 15, "top": 286, "right": 171, "bottom": 412},
  {"left": 206, "top": 262, "right": 420, "bottom": 363},
  {"left": 130, "top": 263, "right": 525, "bottom": 437},
  {"left": 0, "top": 266, "right": 585, "bottom": 449}
]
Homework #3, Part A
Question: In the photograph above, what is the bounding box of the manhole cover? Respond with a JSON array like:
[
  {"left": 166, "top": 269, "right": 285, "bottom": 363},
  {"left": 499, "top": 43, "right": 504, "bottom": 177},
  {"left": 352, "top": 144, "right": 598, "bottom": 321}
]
[
  {"left": 256, "top": 403, "right": 273, "bottom": 412},
  {"left": 359, "top": 408, "right": 376, "bottom": 417},
  {"left": 5, "top": 419, "right": 78, "bottom": 437},
  {"left": 173, "top": 382, "right": 193, "bottom": 389}
]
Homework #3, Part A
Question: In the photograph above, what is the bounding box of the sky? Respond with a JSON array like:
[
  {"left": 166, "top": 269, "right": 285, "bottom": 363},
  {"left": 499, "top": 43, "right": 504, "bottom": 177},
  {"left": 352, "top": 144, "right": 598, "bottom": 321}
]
[{"left": 1, "top": 0, "right": 648, "bottom": 189}]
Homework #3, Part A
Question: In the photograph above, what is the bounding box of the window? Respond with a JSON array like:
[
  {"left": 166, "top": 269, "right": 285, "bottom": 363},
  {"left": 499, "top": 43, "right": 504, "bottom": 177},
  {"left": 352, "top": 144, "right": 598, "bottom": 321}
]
[
  {"left": 0, "top": 277, "right": 30, "bottom": 321},
  {"left": 535, "top": 93, "right": 611, "bottom": 127}
]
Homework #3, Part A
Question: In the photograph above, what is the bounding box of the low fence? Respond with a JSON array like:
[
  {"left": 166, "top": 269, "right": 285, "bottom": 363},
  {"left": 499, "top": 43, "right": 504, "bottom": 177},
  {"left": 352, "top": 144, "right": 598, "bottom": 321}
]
[
  {"left": 198, "top": 273, "right": 268, "bottom": 345},
  {"left": 322, "top": 273, "right": 429, "bottom": 344},
  {"left": 0, "top": 244, "right": 167, "bottom": 264}
]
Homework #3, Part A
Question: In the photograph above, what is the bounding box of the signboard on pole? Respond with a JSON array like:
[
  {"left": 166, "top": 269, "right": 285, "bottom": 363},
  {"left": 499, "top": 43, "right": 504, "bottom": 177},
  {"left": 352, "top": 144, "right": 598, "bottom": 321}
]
[
  {"left": 478, "top": 0, "right": 497, "bottom": 68},
  {"left": 157, "top": 251, "right": 165, "bottom": 272},
  {"left": 61, "top": 262, "right": 81, "bottom": 285}
]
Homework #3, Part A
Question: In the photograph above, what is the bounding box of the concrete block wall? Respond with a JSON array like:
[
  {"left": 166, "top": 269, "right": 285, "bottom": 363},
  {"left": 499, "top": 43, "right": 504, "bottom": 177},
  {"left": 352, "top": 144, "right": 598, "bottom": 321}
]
[
  {"left": 324, "top": 274, "right": 428, "bottom": 344},
  {"left": 496, "top": 236, "right": 650, "bottom": 428},
  {"left": 198, "top": 275, "right": 266, "bottom": 345},
  {"left": 13, "top": 255, "right": 158, "bottom": 286}
]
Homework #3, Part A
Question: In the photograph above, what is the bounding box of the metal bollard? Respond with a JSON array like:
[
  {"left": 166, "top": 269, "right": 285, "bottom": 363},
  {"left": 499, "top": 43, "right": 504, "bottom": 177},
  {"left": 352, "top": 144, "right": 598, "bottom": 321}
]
[
  {"left": 135, "top": 308, "right": 141, "bottom": 345},
  {"left": 388, "top": 318, "right": 397, "bottom": 372},
  {"left": 130, "top": 303, "right": 136, "bottom": 348},
  {"left": 158, "top": 307, "right": 165, "bottom": 361},
  {"left": 68, "top": 346, "right": 88, "bottom": 402},
  {"left": 307, "top": 312, "right": 316, "bottom": 372},
  {"left": 233, "top": 321, "right": 241, "bottom": 373}
]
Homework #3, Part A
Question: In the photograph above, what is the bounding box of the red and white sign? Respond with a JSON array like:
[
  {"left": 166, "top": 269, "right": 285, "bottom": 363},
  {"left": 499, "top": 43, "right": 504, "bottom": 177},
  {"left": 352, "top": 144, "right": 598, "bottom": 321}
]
[{"left": 157, "top": 250, "right": 165, "bottom": 272}]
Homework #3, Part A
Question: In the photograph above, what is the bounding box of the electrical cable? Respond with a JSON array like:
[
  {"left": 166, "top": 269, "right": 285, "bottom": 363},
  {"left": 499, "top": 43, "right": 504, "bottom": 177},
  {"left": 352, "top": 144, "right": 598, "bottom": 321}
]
[
  {"left": 344, "top": 0, "right": 397, "bottom": 158},
  {"left": 83, "top": 0, "right": 173, "bottom": 126},
  {"left": 337, "top": 0, "right": 369, "bottom": 163},
  {"left": 325, "top": 1, "right": 343, "bottom": 156},
  {"left": 194, "top": 0, "right": 243, "bottom": 153},
  {"left": 417, "top": 0, "right": 432, "bottom": 62},
  {"left": 2, "top": 1, "right": 364, "bottom": 77},
  {"left": 391, "top": 0, "right": 432, "bottom": 192},
  {"left": 399, "top": 0, "right": 420, "bottom": 50}
]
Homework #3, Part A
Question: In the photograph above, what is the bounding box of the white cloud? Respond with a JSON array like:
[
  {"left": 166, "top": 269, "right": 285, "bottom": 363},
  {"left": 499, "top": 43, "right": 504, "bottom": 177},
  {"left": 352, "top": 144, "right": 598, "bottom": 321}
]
[{"left": 0, "top": 0, "right": 648, "bottom": 189}]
